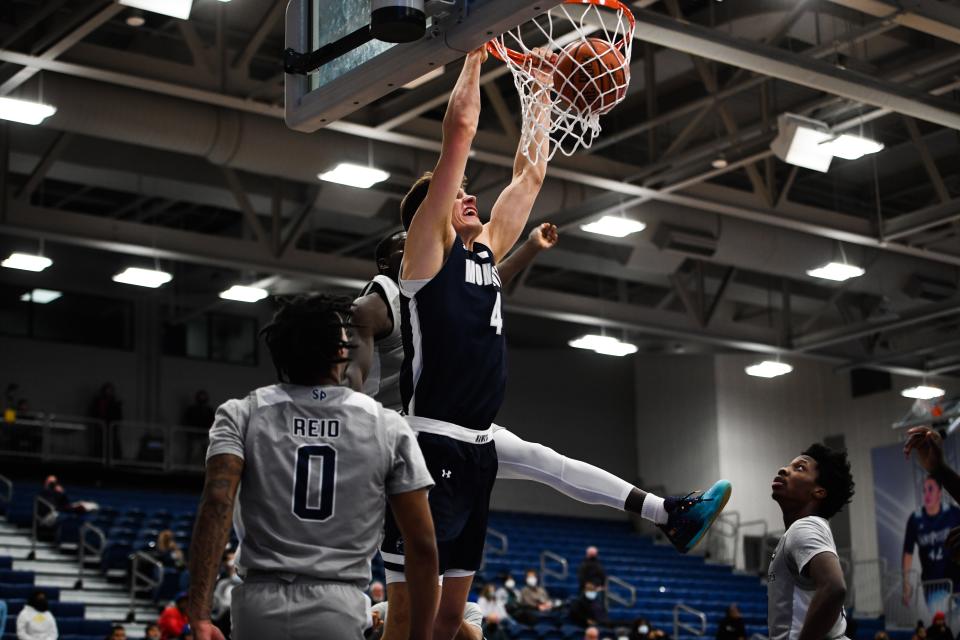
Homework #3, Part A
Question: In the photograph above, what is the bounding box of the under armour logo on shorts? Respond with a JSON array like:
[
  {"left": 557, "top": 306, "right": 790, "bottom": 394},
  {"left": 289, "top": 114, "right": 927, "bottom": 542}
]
[{"left": 441, "top": 469, "right": 452, "bottom": 479}]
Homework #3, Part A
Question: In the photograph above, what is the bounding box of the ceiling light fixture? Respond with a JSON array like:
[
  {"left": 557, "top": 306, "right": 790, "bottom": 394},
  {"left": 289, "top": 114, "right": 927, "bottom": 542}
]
[
  {"left": 902, "top": 384, "right": 945, "bottom": 400},
  {"left": 112, "top": 267, "right": 172, "bottom": 288},
  {"left": 220, "top": 285, "right": 269, "bottom": 303},
  {"left": 2, "top": 252, "right": 52, "bottom": 272},
  {"left": 0, "top": 97, "right": 57, "bottom": 126},
  {"left": 569, "top": 334, "right": 638, "bottom": 357},
  {"left": 806, "top": 261, "right": 865, "bottom": 282},
  {"left": 745, "top": 360, "right": 793, "bottom": 378},
  {"left": 118, "top": 0, "right": 192, "bottom": 20},
  {"left": 125, "top": 9, "right": 146, "bottom": 27},
  {"left": 711, "top": 155, "right": 728, "bottom": 170},
  {"left": 318, "top": 162, "right": 390, "bottom": 189},
  {"left": 19, "top": 289, "right": 62, "bottom": 304},
  {"left": 771, "top": 114, "right": 834, "bottom": 173},
  {"left": 580, "top": 215, "right": 646, "bottom": 238},
  {"left": 822, "top": 133, "right": 884, "bottom": 161}
]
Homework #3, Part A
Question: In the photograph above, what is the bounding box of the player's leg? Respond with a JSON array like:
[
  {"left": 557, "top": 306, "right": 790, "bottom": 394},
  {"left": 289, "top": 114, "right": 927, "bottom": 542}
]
[
  {"left": 381, "top": 580, "right": 411, "bottom": 640},
  {"left": 435, "top": 574, "right": 478, "bottom": 640},
  {"left": 492, "top": 426, "right": 732, "bottom": 553}
]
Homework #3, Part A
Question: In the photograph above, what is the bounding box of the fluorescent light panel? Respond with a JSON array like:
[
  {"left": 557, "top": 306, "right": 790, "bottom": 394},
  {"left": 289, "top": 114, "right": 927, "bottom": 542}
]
[
  {"left": 2, "top": 252, "right": 52, "bottom": 272},
  {"left": 902, "top": 385, "right": 945, "bottom": 400},
  {"left": 806, "top": 262, "right": 865, "bottom": 282},
  {"left": 745, "top": 360, "right": 793, "bottom": 378},
  {"left": 569, "top": 334, "right": 638, "bottom": 357},
  {"left": 0, "top": 97, "right": 57, "bottom": 126},
  {"left": 118, "top": 0, "right": 192, "bottom": 19},
  {"left": 19, "top": 289, "right": 61, "bottom": 304},
  {"left": 580, "top": 216, "right": 646, "bottom": 238},
  {"left": 318, "top": 163, "right": 390, "bottom": 189},
  {"left": 112, "top": 267, "right": 172, "bottom": 288},
  {"left": 220, "top": 285, "right": 268, "bottom": 303}
]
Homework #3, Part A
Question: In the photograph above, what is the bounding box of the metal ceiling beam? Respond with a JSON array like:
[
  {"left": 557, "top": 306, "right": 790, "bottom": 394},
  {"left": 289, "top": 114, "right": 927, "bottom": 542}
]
[
  {"left": 0, "top": 0, "right": 68, "bottom": 50},
  {"left": 793, "top": 296, "right": 960, "bottom": 351},
  {"left": 1, "top": 199, "right": 371, "bottom": 290},
  {"left": 233, "top": 0, "right": 284, "bottom": 71},
  {"left": 824, "top": 0, "right": 960, "bottom": 45},
  {"left": 835, "top": 336, "right": 960, "bottom": 373},
  {"left": 902, "top": 116, "right": 951, "bottom": 204},
  {"left": 221, "top": 168, "right": 267, "bottom": 244},
  {"left": 883, "top": 198, "right": 960, "bottom": 240},
  {"left": 631, "top": 8, "right": 960, "bottom": 132},
  {"left": 0, "top": 2, "right": 123, "bottom": 96},
  {"left": 16, "top": 132, "right": 73, "bottom": 201}
]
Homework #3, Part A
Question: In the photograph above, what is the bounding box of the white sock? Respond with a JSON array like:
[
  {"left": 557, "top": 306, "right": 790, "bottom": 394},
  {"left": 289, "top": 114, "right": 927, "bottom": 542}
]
[{"left": 641, "top": 493, "right": 667, "bottom": 524}]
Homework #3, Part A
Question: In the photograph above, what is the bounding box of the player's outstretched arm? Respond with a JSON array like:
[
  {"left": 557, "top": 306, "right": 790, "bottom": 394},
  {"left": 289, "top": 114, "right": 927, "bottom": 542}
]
[
  {"left": 188, "top": 453, "right": 243, "bottom": 640},
  {"left": 797, "top": 552, "right": 846, "bottom": 640},
  {"left": 346, "top": 292, "right": 393, "bottom": 391},
  {"left": 496, "top": 223, "right": 558, "bottom": 287},
  {"left": 905, "top": 426, "right": 960, "bottom": 502},
  {"left": 403, "top": 48, "right": 486, "bottom": 282},
  {"left": 481, "top": 49, "right": 553, "bottom": 262},
  {"left": 387, "top": 489, "right": 439, "bottom": 640}
]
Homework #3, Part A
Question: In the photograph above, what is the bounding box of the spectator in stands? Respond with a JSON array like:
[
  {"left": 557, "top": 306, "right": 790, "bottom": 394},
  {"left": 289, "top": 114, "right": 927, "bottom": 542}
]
[
  {"left": 518, "top": 568, "right": 552, "bottom": 622},
  {"left": 153, "top": 530, "right": 185, "bottom": 570},
  {"left": 158, "top": 592, "right": 189, "bottom": 640},
  {"left": 477, "top": 583, "right": 509, "bottom": 623},
  {"left": 569, "top": 580, "right": 609, "bottom": 628},
  {"left": 89, "top": 382, "right": 123, "bottom": 458},
  {"left": 911, "top": 620, "right": 927, "bottom": 640},
  {"left": 577, "top": 546, "right": 607, "bottom": 591},
  {"left": 182, "top": 390, "right": 214, "bottom": 429},
  {"left": 16, "top": 590, "right": 57, "bottom": 640},
  {"left": 630, "top": 617, "right": 652, "bottom": 640},
  {"left": 927, "top": 612, "right": 952, "bottom": 640},
  {"left": 368, "top": 580, "right": 385, "bottom": 605},
  {"left": 482, "top": 613, "right": 510, "bottom": 640},
  {"left": 875, "top": 632, "right": 890, "bottom": 640},
  {"left": 584, "top": 627, "right": 600, "bottom": 640},
  {"left": 106, "top": 625, "right": 126, "bottom": 640},
  {"left": 716, "top": 604, "right": 746, "bottom": 640},
  {"left": 144, "top": 623, "right": 161, "bottom": 640},
  {"left": 212, "top": 550, "right": 241, "bottom": 637},
  {"left": 495, "top": 574, "right": 521, "bottom": 620}
]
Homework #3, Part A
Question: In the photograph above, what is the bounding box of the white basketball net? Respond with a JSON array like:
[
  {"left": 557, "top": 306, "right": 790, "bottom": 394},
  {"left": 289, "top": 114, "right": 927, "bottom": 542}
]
[{"left": 489, "top": 0, "right": 635, "bottom": 164}]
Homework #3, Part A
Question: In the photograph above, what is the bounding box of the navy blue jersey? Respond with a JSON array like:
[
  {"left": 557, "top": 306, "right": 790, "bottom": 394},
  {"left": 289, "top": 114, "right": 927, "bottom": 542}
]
[
  {"left": 903, "top": 504, "right": 960, "bottom": 584},
  {"left": 399, "top": 240, "right": 506, "bottom": 430}
]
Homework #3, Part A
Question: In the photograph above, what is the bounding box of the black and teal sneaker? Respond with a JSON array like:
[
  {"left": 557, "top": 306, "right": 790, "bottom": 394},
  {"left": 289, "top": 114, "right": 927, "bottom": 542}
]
[{"left": 658, "top": 479, "right": 732, "bottom": 553}]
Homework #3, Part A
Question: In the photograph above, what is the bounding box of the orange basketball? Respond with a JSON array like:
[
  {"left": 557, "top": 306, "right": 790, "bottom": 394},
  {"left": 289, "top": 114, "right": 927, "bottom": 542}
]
[{"left": 553, "top": 37, "right": 629, "bottom": 115}]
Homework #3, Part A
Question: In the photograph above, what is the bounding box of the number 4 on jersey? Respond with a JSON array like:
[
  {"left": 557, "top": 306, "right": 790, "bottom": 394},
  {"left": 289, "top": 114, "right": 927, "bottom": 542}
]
[{"left": 489, "top": 292, "right": 503, "bottom": 335}]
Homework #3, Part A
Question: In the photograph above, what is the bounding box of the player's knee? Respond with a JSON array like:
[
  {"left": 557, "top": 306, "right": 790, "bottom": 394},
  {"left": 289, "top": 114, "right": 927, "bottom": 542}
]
[{"left": 434, "top": 609, "right": 464, "bottom": 637}]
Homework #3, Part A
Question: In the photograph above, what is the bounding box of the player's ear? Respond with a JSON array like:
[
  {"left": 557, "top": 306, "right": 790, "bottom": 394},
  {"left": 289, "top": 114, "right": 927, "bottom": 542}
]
[{"left": 812, "top": 485, "right": 827, "bottom": 501}]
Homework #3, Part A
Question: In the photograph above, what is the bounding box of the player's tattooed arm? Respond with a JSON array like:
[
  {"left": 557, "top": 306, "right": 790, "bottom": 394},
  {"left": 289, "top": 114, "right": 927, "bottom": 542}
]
[
  {"left": 496, "top": 223, "right": 558, "bottom": 287},
  {"left": 188, "top": 453, "right": 243, "bottom": 624},
  {"left": 797, "top": 552, "right": 846, "bottom": 640},
  {"left": 905, "top": 426, "right": 960, "bottom": 502}
]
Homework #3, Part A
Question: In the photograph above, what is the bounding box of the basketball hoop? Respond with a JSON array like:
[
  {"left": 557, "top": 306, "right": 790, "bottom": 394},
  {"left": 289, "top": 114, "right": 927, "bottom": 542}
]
[{"left": 487, "top": 0, "right": 635, "bottom": 163}]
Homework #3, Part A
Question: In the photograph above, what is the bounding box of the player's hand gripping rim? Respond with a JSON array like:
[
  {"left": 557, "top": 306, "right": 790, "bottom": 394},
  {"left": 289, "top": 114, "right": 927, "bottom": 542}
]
[{"left": 903, "top": 425, "right": 946, "bottom": 474}]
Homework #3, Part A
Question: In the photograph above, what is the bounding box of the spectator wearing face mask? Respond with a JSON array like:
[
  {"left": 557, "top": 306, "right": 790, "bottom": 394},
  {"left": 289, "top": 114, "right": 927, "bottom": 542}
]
[
  {"left": 570, "top": 580, "right": 609, "bottom": 628},
  {"left": 716, "top": 604, "right": 746, "bottom": 640},
  {"left": 630, "top": 618, "right": 653, "bottom": 640},
  {"left": 368, "top": 580, "right": 385, "bottom": 605},
  {"left": 519, "top": 569, "right": 552, "bottom": 621},
  {"left": 16, "top": 590, "right": 57, "bottom": 640},
  {"left": 477, "top": 583, "right": 510, "bottom": 623},
  {"left": 578, "top": 546, "right": 607, "bottom": 591},
  {"left": 496, "top": 575, "right": 522, "bottom": 620}
]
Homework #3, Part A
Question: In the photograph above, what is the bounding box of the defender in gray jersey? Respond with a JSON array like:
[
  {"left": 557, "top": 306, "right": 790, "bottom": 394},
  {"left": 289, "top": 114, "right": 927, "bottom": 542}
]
[
  {"left": 768, "top": 444, "right": 854, "bottom": 640},
  {"left": 187, "top": 295, "right": 439, "bottom": 640}
]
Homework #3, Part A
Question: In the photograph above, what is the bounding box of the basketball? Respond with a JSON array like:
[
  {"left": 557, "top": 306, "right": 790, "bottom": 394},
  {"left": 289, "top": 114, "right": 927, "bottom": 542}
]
[{"left": 553, "top": 37, "right": 629, "bottom": 115}]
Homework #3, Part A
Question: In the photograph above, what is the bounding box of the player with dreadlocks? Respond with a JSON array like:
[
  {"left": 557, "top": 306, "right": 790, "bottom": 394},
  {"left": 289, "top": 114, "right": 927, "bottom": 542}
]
[{"left": 187, "top": 294, "right": 439, "bottom": 640}]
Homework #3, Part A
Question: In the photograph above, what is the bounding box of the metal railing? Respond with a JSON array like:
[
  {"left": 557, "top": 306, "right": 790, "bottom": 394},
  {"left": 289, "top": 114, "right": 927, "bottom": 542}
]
[
  {"left": 0, "top": 414, "right": 208, "bottom": 472},
  {"left": 674, "top": 603, "right": 708, "bottom": 640},
  {"left": 75, "top": 522, "right": 106, "bottom": 589},
  {"left": 129, "top": 551, "right": 164, "bottom": 621},
  {"left": 479, "top": 527, "right": 508, "bottom": 571},
  {"left": 605, "top": 575, "right": 637, "bottom": 608},
  {"left": 0, "top": 473, "right": 12, "bottom": 509},
  {"left": 738, "top": 519, "right": 770, "bottom": 573},
  {"left": 29, "top": 495, "right": 57, "bottom": 560},
  {"left": 704, "top": 511, "right": 739, "bottom": 565},
  {"left": 540, "top": 550, "right": 568, "bottom": 589}
]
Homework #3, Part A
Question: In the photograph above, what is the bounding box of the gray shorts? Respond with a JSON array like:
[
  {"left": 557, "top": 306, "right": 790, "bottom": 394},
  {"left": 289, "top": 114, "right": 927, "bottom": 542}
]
[{"left": 231, "top": 576, "right": 368, "bottom": 640}]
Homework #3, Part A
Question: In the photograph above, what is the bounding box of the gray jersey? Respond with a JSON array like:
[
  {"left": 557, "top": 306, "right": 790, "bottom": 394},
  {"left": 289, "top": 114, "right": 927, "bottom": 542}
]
[
  {"left": 206, "top": 383, "right": 433, "bottom": 587},
  {"left": 360, "top": 275, "right": 404, "bottom": 411},
  {"left": 767, "top": 516, "right": 846, "bottom": 640}
]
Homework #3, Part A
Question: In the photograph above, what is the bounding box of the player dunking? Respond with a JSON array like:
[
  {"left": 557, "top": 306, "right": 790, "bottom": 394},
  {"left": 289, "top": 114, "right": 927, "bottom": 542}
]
[
  {"left": 187, "top": 295, "right": 439, "bottom": 640},
  {"left": 377, "top": 46, "right": 550, "bottom": 640},
  {"left": 768, "top": 444, "right": 854, "bottom": 640}
]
